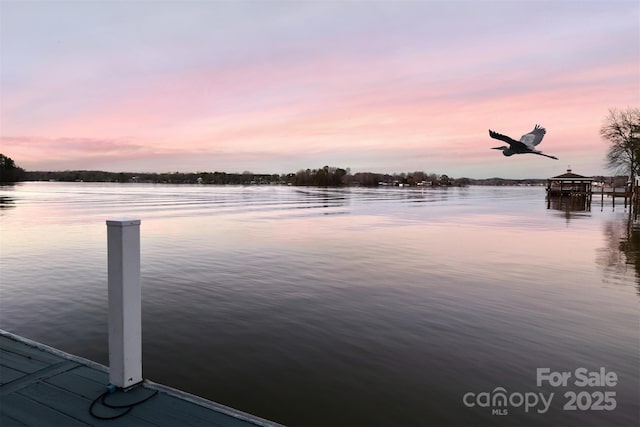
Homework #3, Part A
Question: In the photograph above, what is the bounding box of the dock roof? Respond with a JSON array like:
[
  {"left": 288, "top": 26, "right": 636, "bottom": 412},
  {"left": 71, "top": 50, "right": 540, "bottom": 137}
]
[{"left": 549, "top": 169, "right": 594, "bottom": 181}]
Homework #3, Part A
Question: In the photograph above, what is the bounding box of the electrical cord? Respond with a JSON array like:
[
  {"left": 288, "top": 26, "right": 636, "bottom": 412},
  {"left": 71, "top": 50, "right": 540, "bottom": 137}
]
[{"left": 89, "top": 383, "right": 159, "bottom": 420}]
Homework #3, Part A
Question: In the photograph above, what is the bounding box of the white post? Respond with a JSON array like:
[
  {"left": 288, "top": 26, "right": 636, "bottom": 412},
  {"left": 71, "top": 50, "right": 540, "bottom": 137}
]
[{"left": 106, "top": 218, "right": 142, "bottom": 388}]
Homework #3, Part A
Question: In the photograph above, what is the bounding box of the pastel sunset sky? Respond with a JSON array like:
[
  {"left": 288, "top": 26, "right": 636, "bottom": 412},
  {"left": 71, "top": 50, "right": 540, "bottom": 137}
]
[{"left": 1, "top": 0, "right": 638, "bottom": 178}]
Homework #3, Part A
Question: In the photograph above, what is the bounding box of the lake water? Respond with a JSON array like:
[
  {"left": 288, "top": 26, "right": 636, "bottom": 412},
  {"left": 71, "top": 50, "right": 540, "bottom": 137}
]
[{"left": 1, "top": 182, "right": 638, "bottom": 426}]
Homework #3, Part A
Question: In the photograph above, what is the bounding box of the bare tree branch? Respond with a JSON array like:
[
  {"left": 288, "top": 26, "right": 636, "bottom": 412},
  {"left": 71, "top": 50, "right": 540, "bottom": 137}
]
[{"left": 601, "top": 107, "right": 640, "bottom": 185}]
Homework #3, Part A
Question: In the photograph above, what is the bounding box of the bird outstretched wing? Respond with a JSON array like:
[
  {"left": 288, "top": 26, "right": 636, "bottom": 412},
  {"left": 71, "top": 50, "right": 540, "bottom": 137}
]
[
  {"left": 489, "top": 130, "right": 528, "bottom": 150},
  {"left": 519, "top": 125, "right": 546, "bottom": 148}
]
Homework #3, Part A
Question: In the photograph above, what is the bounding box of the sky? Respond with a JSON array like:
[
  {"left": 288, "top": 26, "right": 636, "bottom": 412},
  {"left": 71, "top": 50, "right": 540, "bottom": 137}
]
[{"left": 1, "top": 0, "right": 639, "bottom": 179}]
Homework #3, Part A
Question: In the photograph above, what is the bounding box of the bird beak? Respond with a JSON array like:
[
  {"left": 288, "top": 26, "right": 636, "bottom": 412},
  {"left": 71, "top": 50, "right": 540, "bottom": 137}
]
[{"left": 491, "top": 147, "right": 503, "bottom": 150}]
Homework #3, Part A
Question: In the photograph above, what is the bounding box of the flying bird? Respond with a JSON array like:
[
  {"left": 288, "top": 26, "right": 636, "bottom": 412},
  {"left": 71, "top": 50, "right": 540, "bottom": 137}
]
[{"left": 489, "top": 125, "right": 558, "bottom": 159}]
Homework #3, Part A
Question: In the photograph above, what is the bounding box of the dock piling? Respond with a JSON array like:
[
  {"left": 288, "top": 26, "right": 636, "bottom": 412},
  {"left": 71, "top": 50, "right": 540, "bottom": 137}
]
[{"left": 106, "top": 218, "right": 142, "bottom": 389}]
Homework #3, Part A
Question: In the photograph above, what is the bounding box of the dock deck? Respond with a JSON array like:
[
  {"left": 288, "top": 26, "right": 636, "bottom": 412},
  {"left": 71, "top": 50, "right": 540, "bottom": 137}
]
[{"left": 0, "top": 330, "right": 283, "bottom": 427}]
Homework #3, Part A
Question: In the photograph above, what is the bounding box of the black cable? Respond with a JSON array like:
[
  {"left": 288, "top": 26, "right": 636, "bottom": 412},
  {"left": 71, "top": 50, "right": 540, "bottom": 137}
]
[
  {"left": 89, "top": 384, "right": 158, "bottom": 420},
  {"left": 89, "top": 390, "right": 130, "bottom": 420}
]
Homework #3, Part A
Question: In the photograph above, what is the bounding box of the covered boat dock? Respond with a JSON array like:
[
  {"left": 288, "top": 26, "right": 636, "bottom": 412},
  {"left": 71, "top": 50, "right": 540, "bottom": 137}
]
[{"left": 546, "top": 169, "right": 594, "bottom": 197}]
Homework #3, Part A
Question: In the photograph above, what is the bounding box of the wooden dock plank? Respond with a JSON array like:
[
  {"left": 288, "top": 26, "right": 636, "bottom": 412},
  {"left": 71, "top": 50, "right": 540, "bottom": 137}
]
[
  {"left": 46, "top": 370, "right": 263, "bottom": 427},
  {"left": 1, "top": 361, "right": 78, "bottom": 396},
  {"left": 0, "top": 412, "right": 29, "bottom": 427},
  {"left": 0, "top": 337, "right": 67, "bottom": 365},
  {"left": 2, "top": 392, "right": 90, "bottom": 427},
  {"left": 17, "top": 382, "right": 157, "bottom": 427},
  {"left": 68, "top": 365, "right": 109, "bottom": 384},
  {"left": 1, "top": 365, "right": 25, "bottom": 384},
  {"left": 45, "top": 367, "right": 108, "bottom": 400},
  {"left": 0, "top": 349, "right": 49, "bottom": 374},
  {"left": 0, "top": 331, "right": 283, "bottom": 427}
]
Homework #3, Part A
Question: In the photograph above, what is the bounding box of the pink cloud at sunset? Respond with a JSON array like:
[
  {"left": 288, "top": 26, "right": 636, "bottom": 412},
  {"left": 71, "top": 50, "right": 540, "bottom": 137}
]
[{"left": 1, "top": 0, "right": 638, "bottom": 178}]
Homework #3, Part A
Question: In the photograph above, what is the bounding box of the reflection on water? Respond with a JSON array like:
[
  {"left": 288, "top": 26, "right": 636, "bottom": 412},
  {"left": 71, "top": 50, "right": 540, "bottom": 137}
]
[
  {"left": 597, "top": 210, "right": 640, "bottom": 291},
  {"left": 0, "top": 195, "right": 15, "bottom": 210},
  {"left": 548, "top": 194, "right": 640, "bottom": 290},
  {"left": 546, "top": 195, "right": 591, "bottom": 222},
  {"left": 1, "top": 182, "right": 638, "bottom": 426},
  {"left": 619, "top": 222, "right": 640, "bottom": 291},
  {"left": 620, "top": 224, "right": 640, "bottom": 295},
  {"left": 555, "top": 189, "right": 640, "bottom": 289}
]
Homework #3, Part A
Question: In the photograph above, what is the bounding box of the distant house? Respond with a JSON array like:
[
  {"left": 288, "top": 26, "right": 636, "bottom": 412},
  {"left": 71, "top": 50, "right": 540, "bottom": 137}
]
[{"left": 546, "top": 169, "right": 594, "bottom": 196}]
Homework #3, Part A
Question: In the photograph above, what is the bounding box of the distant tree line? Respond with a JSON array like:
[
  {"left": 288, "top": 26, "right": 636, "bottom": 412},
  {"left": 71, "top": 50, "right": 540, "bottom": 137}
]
[
  {"left": 0, "top": 154, "right": 26, "bottom": 183},
  {"left": 2, "top": 153, "right": 552, "bottom": 187},
  {"left": 24, "top": 170, "right": 284, "bottom": 185},
  {"left": 291, "top": 166, "right": 348, "bottom": 186},
  {"left": 22, "top": 166, "right": 478, "bottom": 187}
]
